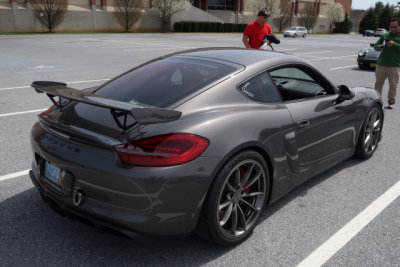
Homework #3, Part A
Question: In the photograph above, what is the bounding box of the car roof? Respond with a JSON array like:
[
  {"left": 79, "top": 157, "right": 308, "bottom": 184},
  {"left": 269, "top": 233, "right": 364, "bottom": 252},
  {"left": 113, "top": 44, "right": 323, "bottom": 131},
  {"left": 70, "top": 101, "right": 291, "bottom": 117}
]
[{"left": 167, "top": 47, "right": 309, "bottom": 69}]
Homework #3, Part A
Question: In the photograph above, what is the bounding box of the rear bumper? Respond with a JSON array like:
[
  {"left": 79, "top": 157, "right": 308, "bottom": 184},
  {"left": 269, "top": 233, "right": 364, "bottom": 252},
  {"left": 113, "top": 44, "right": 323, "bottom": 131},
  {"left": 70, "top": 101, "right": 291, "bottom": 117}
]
[
  {"left": 30, "top": 169, "right": 149, "bottom": 240},
  {"left": 357, "top": 57, "right": 377, "bottom": 67},
  {"left": 30, "top": 124, "right": 221, "bottom": 239}
]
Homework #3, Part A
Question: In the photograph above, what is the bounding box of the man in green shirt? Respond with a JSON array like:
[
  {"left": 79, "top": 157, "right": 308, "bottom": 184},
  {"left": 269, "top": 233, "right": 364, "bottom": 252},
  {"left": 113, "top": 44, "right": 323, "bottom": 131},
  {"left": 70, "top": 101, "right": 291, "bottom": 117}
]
[{"left": 374, "top": 18, "right": 400, "bottom": 109}]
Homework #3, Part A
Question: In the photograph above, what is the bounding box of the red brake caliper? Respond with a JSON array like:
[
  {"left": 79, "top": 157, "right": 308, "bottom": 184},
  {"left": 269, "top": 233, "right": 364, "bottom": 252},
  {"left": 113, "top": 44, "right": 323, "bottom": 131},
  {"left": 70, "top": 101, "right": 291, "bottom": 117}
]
[{"left": 239, "top": 166, "right": 250, "bottom": 192}]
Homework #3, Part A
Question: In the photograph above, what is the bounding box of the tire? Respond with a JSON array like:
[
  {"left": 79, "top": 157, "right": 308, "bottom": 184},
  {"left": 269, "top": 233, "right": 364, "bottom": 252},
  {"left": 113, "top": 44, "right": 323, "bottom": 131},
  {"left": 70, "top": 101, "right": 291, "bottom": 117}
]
[
  {"left": 303, "top": 33, "right": 306, "bottom": 38},
  {"left": 293, "top": 33, "right": 297, "bottom": 38},
  {"left": 197, "top": 150, "right": 269, "bottom": 246},
  {"left": 354, "top": 104, "right": 383, "bottom": 159},
  {"left": 358, "top": 62, "right": 368, "bottom": 70}
]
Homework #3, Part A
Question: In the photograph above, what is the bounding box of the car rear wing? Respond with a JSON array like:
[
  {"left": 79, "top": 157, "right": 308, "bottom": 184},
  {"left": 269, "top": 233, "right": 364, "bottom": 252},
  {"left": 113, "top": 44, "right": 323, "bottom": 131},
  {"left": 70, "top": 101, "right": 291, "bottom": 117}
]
[{"left": 31, "top": 81, "right": 182, "bottom": 131}]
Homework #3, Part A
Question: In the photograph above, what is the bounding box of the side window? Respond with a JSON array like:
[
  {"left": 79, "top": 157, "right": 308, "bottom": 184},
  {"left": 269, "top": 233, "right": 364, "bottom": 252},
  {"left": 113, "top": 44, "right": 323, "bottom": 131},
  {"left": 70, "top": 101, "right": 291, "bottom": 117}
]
[
  {"left": 238, "top": 72, "right": 281, "bottom": 103},
  {"left": 269, "top": 67, "right": 330, "bottom": 102}
]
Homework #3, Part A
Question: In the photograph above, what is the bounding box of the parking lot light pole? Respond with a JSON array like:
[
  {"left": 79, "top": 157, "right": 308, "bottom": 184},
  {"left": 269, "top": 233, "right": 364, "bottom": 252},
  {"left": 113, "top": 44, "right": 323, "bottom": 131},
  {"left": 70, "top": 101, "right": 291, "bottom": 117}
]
[{"left": 290, "top": 0, "right": 295, "bottom": 27}]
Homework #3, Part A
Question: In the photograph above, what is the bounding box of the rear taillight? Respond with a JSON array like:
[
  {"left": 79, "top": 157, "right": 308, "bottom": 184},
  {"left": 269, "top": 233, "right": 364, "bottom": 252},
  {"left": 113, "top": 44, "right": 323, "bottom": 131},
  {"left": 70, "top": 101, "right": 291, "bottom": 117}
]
[
  {"left": 40, "top": 105, "right": 55, "bottom": 116},
  {"left": 113, "top": 133, "right": 209, "bottom": 167}
]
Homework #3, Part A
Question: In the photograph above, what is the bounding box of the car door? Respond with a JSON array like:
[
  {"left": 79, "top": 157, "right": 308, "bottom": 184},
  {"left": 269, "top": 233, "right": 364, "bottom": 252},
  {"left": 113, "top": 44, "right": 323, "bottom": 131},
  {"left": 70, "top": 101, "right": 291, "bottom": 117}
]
[{"left": 268, "top": 65, "right": 356, "bottom": 171}]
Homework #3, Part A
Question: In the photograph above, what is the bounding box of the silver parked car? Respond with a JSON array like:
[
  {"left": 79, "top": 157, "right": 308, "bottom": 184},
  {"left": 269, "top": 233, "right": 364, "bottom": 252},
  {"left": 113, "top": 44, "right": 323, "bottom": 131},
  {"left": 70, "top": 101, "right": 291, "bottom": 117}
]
[
  {"left": 29, "top": 48, "right": 383, "bottom": 246},
  {"left": 374, "top": 28, "right": 387, "bottom": 37},
  {"left": 283, "top": 26, "right": 307, "bottom": 38}
]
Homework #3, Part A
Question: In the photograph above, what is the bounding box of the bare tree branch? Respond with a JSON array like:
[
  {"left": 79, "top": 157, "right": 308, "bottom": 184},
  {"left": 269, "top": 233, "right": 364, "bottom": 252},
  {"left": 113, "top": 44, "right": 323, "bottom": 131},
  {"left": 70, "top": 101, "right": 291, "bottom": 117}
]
[
  {"left": 247, "top": 0, "right": 280, "bottom": 18},
  {"left": 273, "top": 0, "right": 290, "bottom": 32},
  {"left": 298, "top": 3, "right": 317, "bottom": 31},
  {"left": 114, "top": 0, "right": 144, "bottom": 32},
  {"left": 149, "top": 0, "right": 191, "bottom": 32},
  {"left": 31, "top": 0, "right": 68, "bottom": 32}
]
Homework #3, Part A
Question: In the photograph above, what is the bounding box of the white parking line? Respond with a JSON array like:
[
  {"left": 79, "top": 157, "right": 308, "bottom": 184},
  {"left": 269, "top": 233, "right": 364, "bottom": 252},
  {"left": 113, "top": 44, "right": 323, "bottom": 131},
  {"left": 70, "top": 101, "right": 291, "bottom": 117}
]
[
  {"left": 297, "top": 179, "right": 400, "bottom": 267},
  {"left": 330, "top": 65, "right": 358, "bottom": 70},
  {"left": 0, "top": 78, "right": 110, "bottom": 91},
  {"left": 0, "top": 169, "right": 29, "bottom": 182},
  {"left": 0, "top": 109, "right": 46, "bottom": 117},
  {"left": 296, "top": 51, "right": 333, "bottom": 55},
  {"left": 308, "top": 55, "right": 355, "bottom": 61}
]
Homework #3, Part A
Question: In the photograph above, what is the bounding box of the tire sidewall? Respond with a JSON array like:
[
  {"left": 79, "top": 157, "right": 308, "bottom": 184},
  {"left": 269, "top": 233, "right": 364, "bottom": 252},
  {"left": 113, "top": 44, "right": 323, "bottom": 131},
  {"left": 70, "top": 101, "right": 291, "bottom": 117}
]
[
  {"left": 203, "top": 150, "right": 269, "bottom": 246},
  {"left": 355, "top": 105, "right": 383, "bottom": 159}
]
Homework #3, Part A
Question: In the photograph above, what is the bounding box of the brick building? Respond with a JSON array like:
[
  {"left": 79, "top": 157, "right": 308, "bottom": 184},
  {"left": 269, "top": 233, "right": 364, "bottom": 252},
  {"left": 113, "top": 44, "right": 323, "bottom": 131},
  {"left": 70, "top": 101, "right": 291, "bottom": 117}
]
[{"left": 0, "top": 0, "right": 352, "bottom": 33}]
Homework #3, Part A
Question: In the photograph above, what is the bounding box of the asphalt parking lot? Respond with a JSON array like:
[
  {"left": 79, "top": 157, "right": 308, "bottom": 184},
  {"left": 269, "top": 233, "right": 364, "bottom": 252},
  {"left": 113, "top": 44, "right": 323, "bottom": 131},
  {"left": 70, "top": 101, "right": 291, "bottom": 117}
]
[{"left": 0, "top": 33, "right": 399, "bottom": 266}]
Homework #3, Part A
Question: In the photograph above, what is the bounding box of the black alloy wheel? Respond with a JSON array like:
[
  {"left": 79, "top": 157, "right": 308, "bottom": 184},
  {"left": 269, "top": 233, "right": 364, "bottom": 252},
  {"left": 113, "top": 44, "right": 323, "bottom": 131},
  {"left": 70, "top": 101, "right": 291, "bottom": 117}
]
[
  {"left": 197, "top": 150, "right": 269, "bottom": 246},
  {"left": 355, "top": 104, "right": 383, "bottom": 159}
]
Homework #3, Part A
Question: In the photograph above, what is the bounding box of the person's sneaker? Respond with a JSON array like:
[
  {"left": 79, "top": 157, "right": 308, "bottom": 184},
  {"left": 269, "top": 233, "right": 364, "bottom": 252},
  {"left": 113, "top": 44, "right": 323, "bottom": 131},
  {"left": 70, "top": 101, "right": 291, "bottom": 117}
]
[
  {"left": 385, "top": 100, "right": 395, "bottom": 109},
  {"left": 385, "top": 105, "right": 393, "bottom": 109}
]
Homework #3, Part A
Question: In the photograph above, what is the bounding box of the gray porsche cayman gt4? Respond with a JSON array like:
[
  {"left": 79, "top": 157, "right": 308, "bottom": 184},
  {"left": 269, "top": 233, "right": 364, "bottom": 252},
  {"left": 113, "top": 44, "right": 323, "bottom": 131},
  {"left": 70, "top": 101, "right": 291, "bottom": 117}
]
[{"left": 29, "top": 48, "right": 383, "bottom": 246}]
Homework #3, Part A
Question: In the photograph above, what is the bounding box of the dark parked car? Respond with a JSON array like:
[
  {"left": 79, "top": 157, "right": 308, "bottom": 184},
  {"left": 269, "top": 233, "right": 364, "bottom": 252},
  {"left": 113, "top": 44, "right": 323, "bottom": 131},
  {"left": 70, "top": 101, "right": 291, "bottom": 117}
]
[
  {"left": 363, "top": 30, "right": 374, "bottom": 36},
  {"left": 358, "top": 43, "right": 381, "bottom": 69},
  {"left": 29, "top": 48, "right": 384, "bottom": 246}
]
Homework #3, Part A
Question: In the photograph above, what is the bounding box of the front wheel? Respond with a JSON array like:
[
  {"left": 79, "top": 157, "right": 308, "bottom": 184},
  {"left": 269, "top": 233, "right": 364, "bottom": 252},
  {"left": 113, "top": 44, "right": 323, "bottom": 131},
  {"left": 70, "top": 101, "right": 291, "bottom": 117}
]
[
  {"left": 354, "top": 104, "right": 383, "bottom": 159},
  {"left": 197, "top": 150, "right": 269, "bottom": 246},
  {"left": 293, "top": 33, "right": 297, "bottom": 38}
]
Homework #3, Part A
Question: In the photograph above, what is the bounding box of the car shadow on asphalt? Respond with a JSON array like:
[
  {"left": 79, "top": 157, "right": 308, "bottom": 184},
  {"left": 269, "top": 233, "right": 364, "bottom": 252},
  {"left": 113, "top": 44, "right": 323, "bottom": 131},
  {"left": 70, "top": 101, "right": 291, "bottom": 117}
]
[
  {"left": 258, "top": 157, "right": 365, "bottom": 222},
  {"left": 0, "top": 157, "right": 365, "bottom": 265}
]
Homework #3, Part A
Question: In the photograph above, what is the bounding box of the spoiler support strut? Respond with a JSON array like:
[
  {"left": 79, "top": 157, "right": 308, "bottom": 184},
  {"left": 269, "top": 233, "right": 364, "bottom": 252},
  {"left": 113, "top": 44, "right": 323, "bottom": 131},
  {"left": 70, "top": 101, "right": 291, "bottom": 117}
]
[{"left": 31, "top": 81, "right": 182, "bottom": 132}]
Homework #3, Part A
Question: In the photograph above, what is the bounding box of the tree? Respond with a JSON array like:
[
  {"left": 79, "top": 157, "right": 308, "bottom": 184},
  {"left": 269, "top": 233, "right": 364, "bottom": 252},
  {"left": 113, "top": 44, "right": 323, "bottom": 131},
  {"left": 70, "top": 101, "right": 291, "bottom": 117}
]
[
  {"left": 31, "top": 0, "right": 68, "bottom": 32},
  {"left": 378, "top": 4, "right": 392, "bottom": 29},
  {"left": 374, "top": 1, "right": 385, "bottom": 18},
  {"left": 272, "top": 0, "right": 290, "bottom": 32},
  {"left": 247, "top": 0, "right": 281, "bottom": 18},
  {"left": 359, "top": 8, "right": 377, "bottom": 34},
  {"left": 333, "top": 13, "right": 352, "bottom": 33},
  {"left": 326, "top": 2, "right": 345, "bottom": 33},
  {"left": 114, "top": 0, "right": 143, "bottom": 32},
  {"left": 396, "top": 2, "right": 400, "bottom": 17},
  {"left": 297, "top": 2, "right": 317, "bottom": 31},
  {"left": 149, "top": 0, "right": 191, "bottom": 32}
]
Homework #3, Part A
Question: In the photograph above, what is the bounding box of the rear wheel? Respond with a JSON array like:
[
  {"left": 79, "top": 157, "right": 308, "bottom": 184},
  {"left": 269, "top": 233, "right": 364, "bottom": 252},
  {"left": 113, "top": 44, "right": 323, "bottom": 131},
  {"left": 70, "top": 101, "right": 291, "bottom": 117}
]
[
  {"left": 197, "top": 150, "right": 269, "bottom": 246},
  {"left": 354, "top": 104, "right": 383, "bottom": 159}
]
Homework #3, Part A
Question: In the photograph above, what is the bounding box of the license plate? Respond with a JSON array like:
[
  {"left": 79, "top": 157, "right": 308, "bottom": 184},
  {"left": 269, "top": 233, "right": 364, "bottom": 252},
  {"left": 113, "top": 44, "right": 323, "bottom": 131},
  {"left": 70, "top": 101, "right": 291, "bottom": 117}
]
[
  {"left": 44, "top": 161, "right": 64, "bottom": 187},
  {"left": 370, "top": 63, "right": 376, "bottom": 67}
]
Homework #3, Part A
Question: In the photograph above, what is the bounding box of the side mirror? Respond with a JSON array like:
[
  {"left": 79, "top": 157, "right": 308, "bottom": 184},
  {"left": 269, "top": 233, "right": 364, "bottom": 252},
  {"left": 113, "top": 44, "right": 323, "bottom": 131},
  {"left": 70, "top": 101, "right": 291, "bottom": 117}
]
[{"left": 337, "top": 85, "right": 354, "bottom": 103}]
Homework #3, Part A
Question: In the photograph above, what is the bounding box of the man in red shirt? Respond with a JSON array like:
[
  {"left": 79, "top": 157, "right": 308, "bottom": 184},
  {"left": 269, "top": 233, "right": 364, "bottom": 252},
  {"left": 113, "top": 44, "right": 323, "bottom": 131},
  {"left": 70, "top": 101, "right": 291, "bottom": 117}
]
[{"left": 242, "top": 10, "right": 273, "bottom": 49}]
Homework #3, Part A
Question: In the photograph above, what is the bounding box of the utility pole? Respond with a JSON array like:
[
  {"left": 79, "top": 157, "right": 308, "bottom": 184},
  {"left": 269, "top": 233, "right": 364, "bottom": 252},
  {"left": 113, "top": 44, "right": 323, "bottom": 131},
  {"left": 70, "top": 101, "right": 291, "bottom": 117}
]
[{"left": 290, "top": 0, "right": 295, "bottom": 27}]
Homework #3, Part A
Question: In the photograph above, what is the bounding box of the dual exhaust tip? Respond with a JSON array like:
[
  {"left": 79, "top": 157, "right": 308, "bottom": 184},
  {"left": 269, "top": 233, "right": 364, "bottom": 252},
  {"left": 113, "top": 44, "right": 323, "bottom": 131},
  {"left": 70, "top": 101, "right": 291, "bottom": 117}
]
[{"left": 41, "top": 189, "right": 85, "bottom": 217}]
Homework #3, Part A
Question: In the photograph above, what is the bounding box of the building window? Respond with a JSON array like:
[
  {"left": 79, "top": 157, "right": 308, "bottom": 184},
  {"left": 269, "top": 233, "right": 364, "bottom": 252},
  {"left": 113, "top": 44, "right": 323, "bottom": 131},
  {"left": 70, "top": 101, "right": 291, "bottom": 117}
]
[{"left": 208, "top": 0, "right": 234, "bottom": 10}]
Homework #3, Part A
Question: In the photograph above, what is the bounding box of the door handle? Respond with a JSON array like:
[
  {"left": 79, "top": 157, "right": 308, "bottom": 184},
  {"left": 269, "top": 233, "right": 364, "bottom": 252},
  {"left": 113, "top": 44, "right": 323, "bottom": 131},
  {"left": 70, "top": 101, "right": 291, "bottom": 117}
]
[{"left": 297, "top": 120, "right": 310, "bottom": 127}]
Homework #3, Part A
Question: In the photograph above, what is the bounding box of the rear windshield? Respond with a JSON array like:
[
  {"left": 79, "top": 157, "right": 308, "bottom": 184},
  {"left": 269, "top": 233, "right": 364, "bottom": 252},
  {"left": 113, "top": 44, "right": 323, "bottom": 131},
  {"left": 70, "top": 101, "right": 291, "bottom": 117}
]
[{"left": 95, "top": 57, "right": 238, "bottom": 108}]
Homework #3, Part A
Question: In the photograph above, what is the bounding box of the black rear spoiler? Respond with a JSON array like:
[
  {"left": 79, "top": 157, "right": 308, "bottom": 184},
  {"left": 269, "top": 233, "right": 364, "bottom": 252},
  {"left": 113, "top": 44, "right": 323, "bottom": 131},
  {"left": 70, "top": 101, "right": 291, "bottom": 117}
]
[{"left": 32, "top": 81, "right": 182, "bottom": 130}]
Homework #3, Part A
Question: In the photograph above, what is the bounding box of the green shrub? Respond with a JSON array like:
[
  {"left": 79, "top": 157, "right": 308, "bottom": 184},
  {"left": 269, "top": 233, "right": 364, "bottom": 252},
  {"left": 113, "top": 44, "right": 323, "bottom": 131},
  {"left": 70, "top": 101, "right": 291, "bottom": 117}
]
[
  {"left": 198, "top": 22, "right": 205, "bottom": 32},
  {"left": 204, "top": 22, "right": 212, "bottom": 32},
  {"left": 216, "top": 22, "right": 223, "bottom": 32},
  {"left": 174, "top": 22, "right": 183, "bottom": 32},
  {"left": 182, "top": 21, "right": 193, "bottom": 32},
  {"left": 192, "top": 22, "right": 199, "bottom": 32}
]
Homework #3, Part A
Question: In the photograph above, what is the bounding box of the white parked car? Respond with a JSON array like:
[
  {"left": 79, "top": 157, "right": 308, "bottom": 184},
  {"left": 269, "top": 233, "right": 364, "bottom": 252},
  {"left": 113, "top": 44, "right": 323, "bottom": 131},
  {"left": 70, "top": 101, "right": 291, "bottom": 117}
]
[
  {"left": 374, "top": 28, "right": 387, "bottom": 37},
  {"left": 283, "top": 26, "right": 307, "bottom": 38}
]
